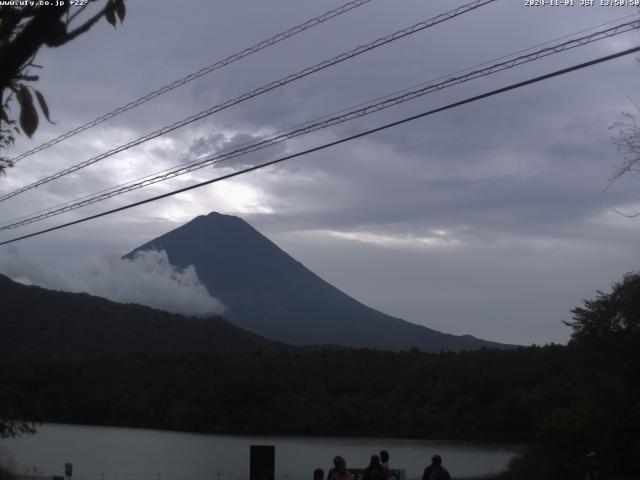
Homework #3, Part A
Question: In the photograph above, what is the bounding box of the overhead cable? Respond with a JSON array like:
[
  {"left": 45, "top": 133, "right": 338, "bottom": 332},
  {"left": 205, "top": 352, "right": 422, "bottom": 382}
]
[
  {"left": 5, "top": 0, "right": 374, "bottom": 165},
  {"left": 1, "top": 43, "right": 638, "bottom": 247},
  {"left": 2, "top": 17, "right": 637, "bottom": 230},
  {"left": 0, "top": 0, "right": 498, "bottom": 204}
]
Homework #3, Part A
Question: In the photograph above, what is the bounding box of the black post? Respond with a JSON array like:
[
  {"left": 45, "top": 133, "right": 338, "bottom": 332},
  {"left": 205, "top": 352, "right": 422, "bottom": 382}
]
[{"left": 250, "top": 445, "right": 275, "bottom": 480}]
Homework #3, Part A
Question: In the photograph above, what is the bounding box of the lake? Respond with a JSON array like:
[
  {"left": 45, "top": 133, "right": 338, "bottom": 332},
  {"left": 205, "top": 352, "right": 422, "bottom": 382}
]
[{"left": 0, "top": 424, "right": 517, "bottom": 480}]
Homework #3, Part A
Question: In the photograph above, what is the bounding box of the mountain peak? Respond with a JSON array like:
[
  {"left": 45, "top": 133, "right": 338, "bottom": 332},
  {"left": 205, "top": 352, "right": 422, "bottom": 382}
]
[
  {"left": 202, "top": 211, "right": 242, "bottom": 221},
  {"left": 184, "top": 211, "right": 247, "bottom": 228},
  {"left": 128, "top": 214, "right": 510, "bottom": 351}
]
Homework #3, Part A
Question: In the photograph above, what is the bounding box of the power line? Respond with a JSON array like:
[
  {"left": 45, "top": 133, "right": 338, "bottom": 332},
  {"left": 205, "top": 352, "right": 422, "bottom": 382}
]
[
  {"left": 3, "top": 17, "right": 638, "bottom": 230},
  {"left": 1, "top": 44, "right": 638, "bottom": 247},
  {"left": 5, "top": 12, "right": 637, "bottom": 233},
  {"left": 0, "top": 0, "right": 498, "bottom": 204},
  {"left": 3, "top": 16, "right": 636, "bottom": 229},
  {"left": 5, "top": 0, "right": 374, "bottom": 165}
]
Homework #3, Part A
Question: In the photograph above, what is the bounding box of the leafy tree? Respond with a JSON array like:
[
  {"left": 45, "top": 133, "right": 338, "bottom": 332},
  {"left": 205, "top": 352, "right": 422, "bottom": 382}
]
[
  {"left": 0, "top": 0, "right": 126, "bottom": 174},
  {"left": 500, "top": 274, "right": 640, "bottom": 480},
  {"left": 558, "top": 273, "right": 640, "bottom": 476},
  {"left": 0, "top": 386, "right": 36, "bottom": 439},
  {"left": 565, "top": 271, "right": 640, "bottom": 389},
  {"left": 565, "top": 271, "right": 640, "bottom": 341}
]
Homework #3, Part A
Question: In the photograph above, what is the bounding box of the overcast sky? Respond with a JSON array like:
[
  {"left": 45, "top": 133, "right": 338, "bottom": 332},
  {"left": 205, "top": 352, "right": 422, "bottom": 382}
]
[{"left": 1, "top": 0, "right": 640, "bottom": 345}]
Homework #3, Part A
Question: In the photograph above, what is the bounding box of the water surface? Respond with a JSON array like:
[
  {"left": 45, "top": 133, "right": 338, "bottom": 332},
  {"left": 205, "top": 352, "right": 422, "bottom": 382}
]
[{"left": 0, "top": 424, "right": 516, "bottom": 480}]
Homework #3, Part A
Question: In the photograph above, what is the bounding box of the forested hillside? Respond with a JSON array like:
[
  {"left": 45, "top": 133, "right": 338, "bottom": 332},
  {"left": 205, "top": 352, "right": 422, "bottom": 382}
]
[{"left": 0, "top": 274, "right": 285, "bottom": 360}]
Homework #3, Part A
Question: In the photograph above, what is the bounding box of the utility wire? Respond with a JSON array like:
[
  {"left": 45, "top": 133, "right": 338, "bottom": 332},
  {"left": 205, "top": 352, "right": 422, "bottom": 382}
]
[
  {"left": 4, "top": 11, "right": 637, "bottom": 231},
  {"left": 2, "top": 16, "right": 635, "bottom": 229},
  {"left": 5, "top": 0, "right": 374, "bottom": 165},
  {"left": 1, "top": 44, "right": 638, "bottom": 247},
  {"left": 2, "top": 17, "right": 638, "bottom": 230},
  {"left": 0, "top": 0, "right": 498, "bottom": 204}
]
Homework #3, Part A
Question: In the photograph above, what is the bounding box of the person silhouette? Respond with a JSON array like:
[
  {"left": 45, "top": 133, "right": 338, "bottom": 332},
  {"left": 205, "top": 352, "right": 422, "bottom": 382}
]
[
  {"left": 362, "top": 455, "right": 384, "bottom": 480},
  {"left": 379, "top": 451, "right": 390, "bottom": 480},
  {"left": 422, "top": 455, "right": 450, "bottom": 480}
]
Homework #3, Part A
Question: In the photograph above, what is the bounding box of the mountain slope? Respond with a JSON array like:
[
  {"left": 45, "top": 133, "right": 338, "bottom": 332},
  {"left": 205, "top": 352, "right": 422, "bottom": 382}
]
[
  {"left": 128, "top": 212, "right": 509, "bottom": 351},
  {"left": 0, "top": 274, "right": 284, "bottom": 361}
]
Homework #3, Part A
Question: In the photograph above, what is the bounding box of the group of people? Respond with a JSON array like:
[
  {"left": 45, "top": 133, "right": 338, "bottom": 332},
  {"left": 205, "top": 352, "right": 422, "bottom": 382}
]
[
  {"left": 314, "top": 451, "right": 389, "bottom": 480},
  {"left": 314, "top": 451, "right": 450, "bottom": 480}
]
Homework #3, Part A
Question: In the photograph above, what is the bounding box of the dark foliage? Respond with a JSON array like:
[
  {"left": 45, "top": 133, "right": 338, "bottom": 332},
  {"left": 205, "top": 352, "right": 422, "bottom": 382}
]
[
  {"left": 0, "top": 346, "right": 570, "bottom": 440},
  {"left": 0, "top": 1, "right": 127, "bottom": 151},
  {"left": 0, "top": 385, "right": 36, "bottom": 438},
  {"left": 0, "top": 274, "right": 287, "bottom": 361},
  {"left": 499, "top": 272, "right": 640, "bottom": 480}
]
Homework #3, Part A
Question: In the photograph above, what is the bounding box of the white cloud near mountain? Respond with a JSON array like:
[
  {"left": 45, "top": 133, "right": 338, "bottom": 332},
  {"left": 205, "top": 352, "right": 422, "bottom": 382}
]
[{"left": 0, "top": 249, "right": 224, "bottom": 317}]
